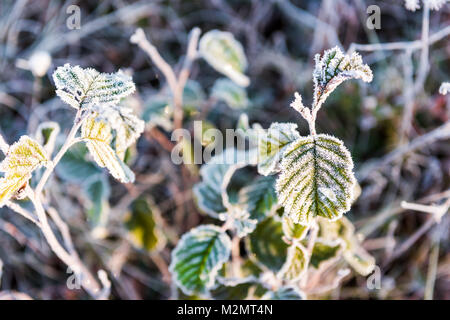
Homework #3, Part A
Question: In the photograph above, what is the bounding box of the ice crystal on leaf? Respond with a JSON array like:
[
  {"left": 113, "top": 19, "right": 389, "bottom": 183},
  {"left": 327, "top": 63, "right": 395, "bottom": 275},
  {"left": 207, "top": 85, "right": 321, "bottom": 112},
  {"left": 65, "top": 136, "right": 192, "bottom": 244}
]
[
  {"left": 0, "top": 136, "right": 48, "bottom": 206},
  {"left": 53, "top": 64, "right": 135, "bottom": 109}
]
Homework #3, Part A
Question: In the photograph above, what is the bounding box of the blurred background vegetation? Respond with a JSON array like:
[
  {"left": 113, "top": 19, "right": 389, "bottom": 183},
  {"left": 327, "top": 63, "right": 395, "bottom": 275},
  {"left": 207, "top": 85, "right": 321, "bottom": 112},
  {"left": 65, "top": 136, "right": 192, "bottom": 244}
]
[{"left": 0, "top": 0, "right": 448, "bottom": 299}]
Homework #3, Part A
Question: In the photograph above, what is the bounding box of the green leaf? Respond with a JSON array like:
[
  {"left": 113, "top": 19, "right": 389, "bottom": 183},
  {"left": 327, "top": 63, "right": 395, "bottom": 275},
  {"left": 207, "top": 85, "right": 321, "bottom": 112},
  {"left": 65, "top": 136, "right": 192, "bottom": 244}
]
[
  {"left": 199, "top": 30, "right": 249, "bottom": 87},
  {"left": 220, "top": 205, "right": 257, "bottom": 237},
  {"left": 262, "top": 286, "right": 306, "bottom": 300},
  {"left": 95, "top": 105, "right": 144, "bottom": 160},
  {"left": 142, "top": 97, "right": 172, "bottom": 131},
  {"left": 258, "top": 123, "right": 300, "bottom": 176},
  {"left": 57, "top": 143, "right": 102, "bottom": 183},
  {"left": 170, "top": 225, "right": 231, "bottom": 296},
  {"left": 238, "top": 176, "right": 278, "bottom": 221},
  {"left": 313, "top": 46, "right": 373, "bottom": 111},
  {"left": 276, "top": 134, "right": 356, "bottom": 225},
  {"left": 310, "top": 239, "right": 343, "bottom": 269},
  {"left": 211, "top": 78, "right": 249, "bottom": 109},
  {"left": 182, "top": 80, "right": 206, "bottom": 112},
  {"left": 317, "top": 217, "right": 375, "bottom": 275},
  {"left": 81, "top": 115, "right": 135, "bottom": 183},
  {"left": 125, "top": 197, "right": 166, "bottom": 252},
  {"left": 282, "top": 214, "right": 309, "bottom": 240},
  {"left": 35, "top": 121, "right": 60, "bottom": 156},
  {"left": 211, "top": 277, "right": 260, "bottom": 300},
  {"left": 84, "top": 175, "right": 110, "bottom": 227},
  {"left": 278, "top": 243, "right": 309, "bottom": 282},
  {"left": 53, "top": 64, "right": 135, "bottom": 109},
  {"left": 248, "top": 217, "right": 288, "bottom": 272}
]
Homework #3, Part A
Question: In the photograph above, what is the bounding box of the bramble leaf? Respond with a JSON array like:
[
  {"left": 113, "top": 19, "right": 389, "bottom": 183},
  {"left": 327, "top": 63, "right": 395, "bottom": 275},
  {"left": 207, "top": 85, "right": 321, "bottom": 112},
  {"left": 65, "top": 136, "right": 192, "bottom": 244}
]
[
  {"left": 81, "top": 115, "right": 135, "bottom": 183},
  {"left": 262, "top": 285, "right": 306, "bottom": 300},
  {"left": 0, "top": 136, "right": 48, "bottom": 206},
  {"left": 282, "top": 214, "right": 309, "bottom": 241},
  {"left": 84, "top": 175, "right": 110, "bottom": 227},
  {"left": 35, "top": 121, "right": 60, "bottom": 156},
  {"left": 211, "top": 78, "right": 249, "bottom": 109},
  {"left": 248, "top": 217, "right": 288, "bottom": 271},
  {"left": 276, "top": 134, "right": 356, "bottom": 225},
  {"left": 170, "top": 225, "right": 231, "bottom": 296},
  {"left": 313, "top": 46, "right": 372, "bottom": 112},
  {"left": 278, "top": 243, "right": 309, "bottom": 282},
  {"left": 199, "top": 30, "right": 250, "bottom": 87},
  {"left": 238, "top": 176, "right": 278, "bottom": 222},
  {"left": 310, "top": 239, "right": 343, "bottom": 269},
  {"left": 125, "top": 197, "right": 166, "bottom": 252},
  {"left": 258, "top": 123, "right": 300, "bottom": 176},
  {"left": 53, "top": 64, "right": 135, "bottom": 109}
]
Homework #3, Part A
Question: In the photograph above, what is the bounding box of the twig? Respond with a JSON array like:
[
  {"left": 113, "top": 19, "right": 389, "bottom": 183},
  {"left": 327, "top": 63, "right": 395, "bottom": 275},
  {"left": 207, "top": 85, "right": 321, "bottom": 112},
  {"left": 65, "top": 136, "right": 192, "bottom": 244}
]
[
  {"left": 5, "top": 201, "right": 41, "bottom": 227},
  {"left": 424, "top": 240, "right": 440, "bottom": 300}
]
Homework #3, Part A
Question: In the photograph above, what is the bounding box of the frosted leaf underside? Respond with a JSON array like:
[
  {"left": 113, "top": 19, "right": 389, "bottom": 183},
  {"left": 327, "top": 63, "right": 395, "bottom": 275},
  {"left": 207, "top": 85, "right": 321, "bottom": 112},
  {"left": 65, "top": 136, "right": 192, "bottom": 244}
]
[
  {"left": 170, "top": 225, "right": 231, "bottom": 296},
  {"left": 276, "top": 134, "right": 355, "bottom": 225}
]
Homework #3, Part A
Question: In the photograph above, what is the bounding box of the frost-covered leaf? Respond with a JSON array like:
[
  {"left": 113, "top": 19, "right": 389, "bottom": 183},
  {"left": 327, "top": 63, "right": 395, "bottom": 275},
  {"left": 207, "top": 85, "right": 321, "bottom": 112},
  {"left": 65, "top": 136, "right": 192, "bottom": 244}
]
[
  {"left": 83, "top": 175, "right": 110, "bottom": 227},
  {"left": 94, "top": 105, "right": 144, "bottom": 160},
  {"left": 262, "top": 285, "right": 306, "bottom": 300},
  {"left": 276, "top": 134, "right": 356, "bottom": 225},
  {"left": 182, "top": 80, "right": 206, "bottom": 112},
  {"left": 125, "top": 197, "right": 166, "bottom": 252},
  {"left": 439, "top": 82, "right": 450, "bottom": 95},
  {"left": 211, "top": 78, "right": 249, "bottom": 109},
  {"left": 199, "top": 30, "right": 250, "bottom": 87},
  {"left": 278, "top": 243, "right": 309, "bottom": 282},
  {"left": 170, "top": 225, "right": 231, "bottom": 296},
  {"left": 0, "top": 136, "right": 48, "bottom": 207},
  {"left": 318, "top": 217, "right": 375, "bottom": 276},
  {"left": 35, "top": 121, "right": 60, "bottom": 156},
  {"left": 211, "top": 277, "right": 262, "bottom": 300},
  {"left": 220, "top": 205, "right": 257, "bottom": 237},
  {"left": 0, "top": 173, "right": 30, "bottom": 207},
  {"left": 310, "top": 239, "right": 343, "bottom": 269},
  {"left": 282, "top": 214, "right": 309, "bottom": 241},
  {"left": 53, "top": 64, "right": 135, "bottom": 109},
  {"left": 238, "top": 176, "right": 278, "bottom": 221},
  {"left": 248, "top": 217, "right": 288, "bottom": 271},
  {"left": 313, "top": 47, "right": 372, "bottom": 111},
  {"left": 193, "top": 149, "right": 251, "bottom": 218},
  {"left": 258, "top": 123, "right": 300, "bottom": 176},
  {"left": 0, "top": 136, "right": 48, "bottom": 176},
  {"left": 142, "top": 97, "right": 173, "bottom": 131},
  {"left": 57, "top": 143, "right": 102, "bottom": 183},
  {"left": 81, "top": 115, "right": 135, "bottom": 183}
]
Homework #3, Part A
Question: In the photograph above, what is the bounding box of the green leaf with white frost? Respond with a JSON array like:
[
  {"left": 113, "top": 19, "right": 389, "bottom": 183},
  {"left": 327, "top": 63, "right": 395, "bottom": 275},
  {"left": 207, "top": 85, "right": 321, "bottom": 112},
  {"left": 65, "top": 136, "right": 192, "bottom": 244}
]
[
  {"left": 219, "top": 205, "right": 257, "bottom": 237},
  {"left": 142, "top": 97, "right": 173, "bottom": 131},
  {"left": 125, "top": 197, "right": 166, "bottom": 252},
  {"left": 310, "top": 238, "right": 343, "bottom": 269},
  {"left": 238, "top": 175, "right": 278, "bottom": 221},
  {"left": 277, "top": 243, "right": 309, "bottom": 282},
  {"left": 84, "top": 175, "right": 110, "bottom": 227},
  {"left": 0, "top": 136, "right": 48, "bottom": 206},
  {"left": 257, "top": 122, "right": 300, "bottom": 176},
  {"left": 57, "top": 143, "right": 102, "bottom": 183},
  {"left": 35, "top": 121, "right": 60, "bottom": 156},
  {"left": 193, "top": 149, "right": 252, "bottom": 218},
  {"left": 81, "top": 115, "right": 135, "bottom": 183},
  {"left": 211, "top": 78, "right": 249, "bottom": 109},
  {"left": 317, "top": 216, "right": 375, "bottom": 276},
  {"left": 282, "top": 214, "right": 309, "bottom": 240},
  {"left": 53, "top": 64, "right": 135, "bottom": 109},
  {"left": 182, "top": 80, "right": 206, "bottom": 112},
  {"left": 169, "top": 225, "right": 231, "bottom": 296},
  {"left": 313, "top": 46, "right": 372, "bottom": 111},
  {"left": 248, "top": 217, "right": 288, "bottom": 272},
  {"left": 276, "top": 134, "right": 356, "bottom": 225},
  {"left": 94, "top": 105, "right": 144, "bottom": 160},
  {"left": 199, "top": 30, "right": 250, "bottom": 87},
  {"left": 262, "top": 285, "right": 306, "bottom": 300}
]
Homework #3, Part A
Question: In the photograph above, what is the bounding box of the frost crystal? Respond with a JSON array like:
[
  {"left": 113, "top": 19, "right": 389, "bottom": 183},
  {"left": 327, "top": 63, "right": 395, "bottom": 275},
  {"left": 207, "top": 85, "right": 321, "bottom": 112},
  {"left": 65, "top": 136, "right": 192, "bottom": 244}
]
[{"left": 439, "top": 82, "right": 450, "bottom": 95}]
